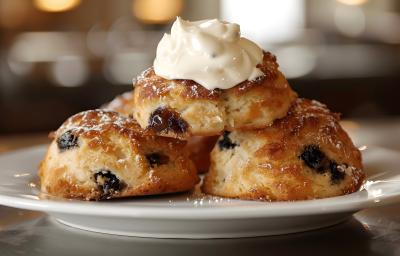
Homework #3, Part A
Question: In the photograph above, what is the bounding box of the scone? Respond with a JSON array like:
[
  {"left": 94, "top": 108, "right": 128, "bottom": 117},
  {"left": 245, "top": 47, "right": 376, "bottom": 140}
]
[
  {"left": 103, "top": 91, "right": 217, "bottom": 173},
  {"left": 202, "top": 99, "right": 365, "bottom": 201},
  {"left": 39, "top": 109, "right": 198, "bottom": 200},
  {"left": 132, "top": 52, "right": 297, "bottom": 139}
]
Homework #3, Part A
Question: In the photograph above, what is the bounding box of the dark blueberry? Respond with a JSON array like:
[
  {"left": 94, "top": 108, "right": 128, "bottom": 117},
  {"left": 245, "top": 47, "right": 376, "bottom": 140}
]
[
  {"left": 145, "top": 153, "right": 170, "bottom": 168},
  {"left": 93, "top": 170, "right": 125, "bottom": 198},
  {"left": 218, "top": 131, "right": 237, "bottom": 150},
  {"left": 299, "top": 145, "right": 327, "bottom": 173},
  {"left": 300, "top": 145, "right": 347, "bottom": 184},
  {"left": 329, "top": 161, "right": 346, "bottom": 184},
  {"left": 148, "top": 107, "right": 188, "bottom": 134},
  {"left": 57, "top": 130, "right": 79, "bottom": 152}
]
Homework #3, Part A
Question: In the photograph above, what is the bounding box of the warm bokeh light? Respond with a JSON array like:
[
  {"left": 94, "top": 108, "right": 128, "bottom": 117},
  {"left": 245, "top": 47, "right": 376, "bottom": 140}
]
[
  {"left": 221, "top": 0, "right": 305, "bottom": 44},
  {"left": 275, "top": 46, "right": 316, "bottom": 78},
  {"left": 34, "top": 0, "right": 81, "bottom": 12},
  {"left": 51, "top": 56, "right": 89, "bottom": 87},
  {"left": 133, "top": 0, "right": 183, "bottom": 24},
  {"left": 334, "top": 5, "right": 366, "bottom": 37},
  {"left": 337, "top": 0, "right": 367, "bottom": 6}
]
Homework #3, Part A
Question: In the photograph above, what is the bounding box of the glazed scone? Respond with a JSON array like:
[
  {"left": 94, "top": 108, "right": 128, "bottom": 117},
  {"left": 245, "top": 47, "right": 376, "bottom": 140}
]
[
  {"left": 202, "top": 99, "right": 365, "bottom": 201},
  {"left": 39, "top": 109, "right": 198, "bottom": 200},
  {"left": 132, "top": 52, "right": 297, "bottom": 139},
  {"left": 103, "top": 92, "right": 217, "bottom": 173}
]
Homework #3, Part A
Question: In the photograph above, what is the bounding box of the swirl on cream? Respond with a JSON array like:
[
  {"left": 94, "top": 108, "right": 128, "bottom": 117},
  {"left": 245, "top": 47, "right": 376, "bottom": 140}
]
[{"left": 153, "top": 17, "right": 264, "bottom": 90}]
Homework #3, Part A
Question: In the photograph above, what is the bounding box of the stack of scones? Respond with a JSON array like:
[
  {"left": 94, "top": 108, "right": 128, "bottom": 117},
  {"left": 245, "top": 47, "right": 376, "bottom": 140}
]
[{"left": 39, "top": 18, "right": 364, "bottom": 201}]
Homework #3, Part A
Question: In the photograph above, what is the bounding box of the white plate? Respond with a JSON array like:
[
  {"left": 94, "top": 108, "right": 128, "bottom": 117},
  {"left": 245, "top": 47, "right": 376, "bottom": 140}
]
[{"left": 0, "top": 145, "right": 399, "bottom": 239}]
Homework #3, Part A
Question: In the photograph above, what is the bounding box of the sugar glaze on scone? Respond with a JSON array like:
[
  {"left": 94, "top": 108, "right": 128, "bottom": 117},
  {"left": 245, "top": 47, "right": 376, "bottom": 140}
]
[
  {"left": 202, "top": 99, "right": 365, "bottom": 201},
  {"left": 103, "top": 92, "right": 217, "bottom": 173},
  {"left": 39, "top": 110, "right": 198, "bottom": 200},
  {"left": 133, "top": 52, "right": 297, "bottom": 139}
]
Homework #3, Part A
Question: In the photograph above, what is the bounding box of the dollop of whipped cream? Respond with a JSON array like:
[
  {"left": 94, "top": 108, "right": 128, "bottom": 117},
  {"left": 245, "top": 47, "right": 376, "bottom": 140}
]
[{"left": 153, "top": 17, "right": 264, "bottom": 90}]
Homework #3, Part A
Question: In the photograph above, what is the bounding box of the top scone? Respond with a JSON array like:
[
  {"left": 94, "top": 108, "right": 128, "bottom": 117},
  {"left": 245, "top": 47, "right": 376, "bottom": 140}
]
[{"left": 132, "top": 52, "right": 297, "bottom": 139}]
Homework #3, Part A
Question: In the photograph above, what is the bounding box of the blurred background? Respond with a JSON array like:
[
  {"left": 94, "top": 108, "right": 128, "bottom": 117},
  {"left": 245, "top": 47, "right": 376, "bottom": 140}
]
[{"left": 0, "top": 0, "right": 400, "bottom": 134}]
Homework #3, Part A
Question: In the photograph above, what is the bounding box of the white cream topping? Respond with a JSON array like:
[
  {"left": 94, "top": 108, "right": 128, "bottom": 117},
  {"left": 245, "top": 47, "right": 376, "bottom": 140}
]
[{"left": 153, "top": 17, "right": 264, "bottom": 90}]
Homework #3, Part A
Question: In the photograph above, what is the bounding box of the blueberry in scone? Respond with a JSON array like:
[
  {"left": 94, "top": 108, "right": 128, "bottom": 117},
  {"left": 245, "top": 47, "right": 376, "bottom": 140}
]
[
  {"left": 132, "top": 52, "right": 297, "bottom": 139},
  {"left": 39, "top": 109, "right": 198, "bottom": 200},
  {"left": 202, "top": 99, "right": 365, "bottom": 201}
]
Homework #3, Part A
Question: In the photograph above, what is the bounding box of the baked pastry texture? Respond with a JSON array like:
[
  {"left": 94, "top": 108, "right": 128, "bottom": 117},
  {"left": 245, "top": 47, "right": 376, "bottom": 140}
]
[
  {"left": 39, "top": 109, "right": 198, "bottom": 200},
  {"left": 132, "top": 52, "right": 297, "bottom": 139},
  {"left": 103, "top": 91, "right": 217, "bottom": 173},
  {"left": 202, "top": 98, "right": 365, "bottom": 201}
]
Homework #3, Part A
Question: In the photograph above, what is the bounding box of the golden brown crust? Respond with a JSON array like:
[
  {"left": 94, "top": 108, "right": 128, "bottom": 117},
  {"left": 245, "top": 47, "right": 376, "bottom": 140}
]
[
  {"left": 103, "top": 93, "right": 218, "bottom": 173},
  {"left": 230, "top": 51, "right": 279, "bottom": 94},
  {"left": 223, "top": 71, "right": 297, "bottom": 132},
  {"left": 56, "top": 109, "right": 185, "bottom": 151},
  {"left": 136, "top": 68, "right": 223, "bottom": 101},
  {"left": 41, "top": 169, "right": 198, "bottom": 201},
  {"left": 202, "top": 98, "right": 365, "bottom": 201},
  {"left": 133, "top": 52, "right": 297, "bottom": 138},
  {"left": 39, "top": 109, "right": 198, "bottom": 201},
  {"left": 255, "top": 99, "right": 363, "bottom": 169},
  {"left": 135, "top": 51, "right": 278, "bottom": 100}
]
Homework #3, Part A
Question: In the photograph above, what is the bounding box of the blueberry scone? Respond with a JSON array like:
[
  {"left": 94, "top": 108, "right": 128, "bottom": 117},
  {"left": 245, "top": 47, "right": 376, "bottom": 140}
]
[
  {"left": 39, "top": 109, "right": 198, "bottom": 200},
  {"left": 202, "top": 99, "right": 365, "bottom": 201},
  {"left": 103, "top": 91, "right": 217, "bottom": 173},
  {"left": 132, "top": 52, "right": 297, "bottom": 139}
]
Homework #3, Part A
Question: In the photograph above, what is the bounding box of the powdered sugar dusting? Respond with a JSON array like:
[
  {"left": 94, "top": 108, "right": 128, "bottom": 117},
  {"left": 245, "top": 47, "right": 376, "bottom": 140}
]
[{"left": 56, "top": 109, "right": 146, "bottom": 148}]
